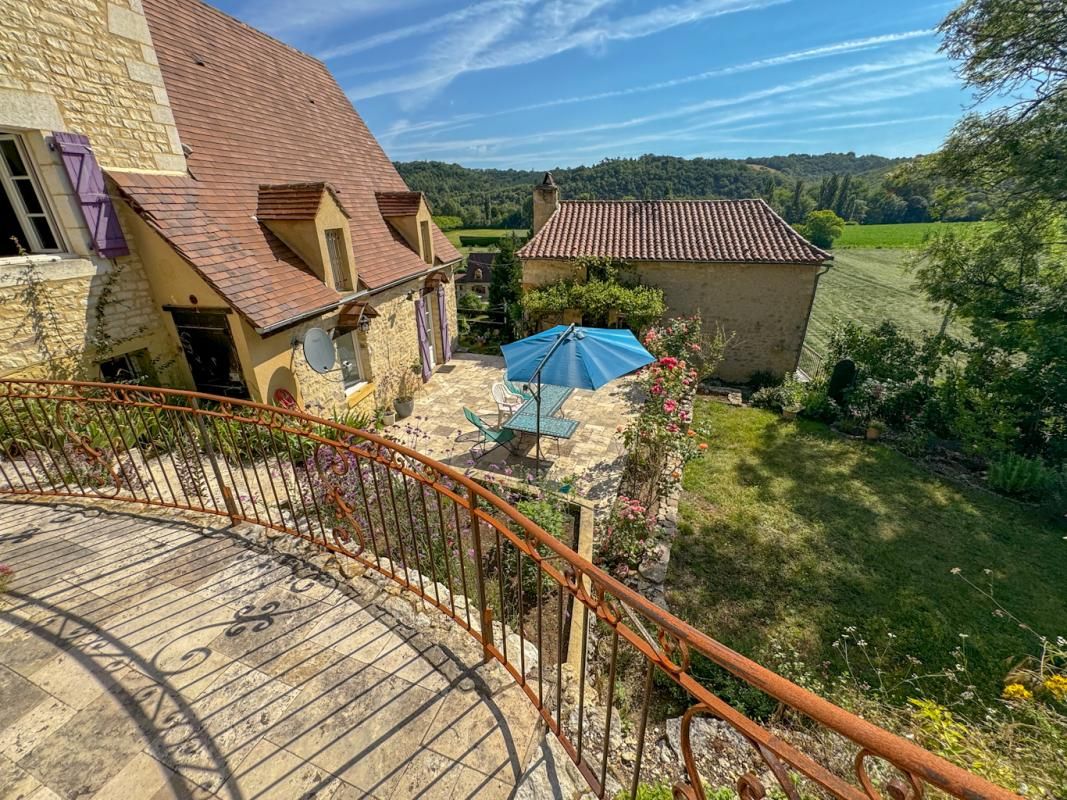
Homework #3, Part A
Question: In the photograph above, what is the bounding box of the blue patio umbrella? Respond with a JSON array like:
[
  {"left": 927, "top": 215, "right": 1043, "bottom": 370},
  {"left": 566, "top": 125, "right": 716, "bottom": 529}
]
[{"left": 501, "top": 324, "right": 655, "bottom": 472}]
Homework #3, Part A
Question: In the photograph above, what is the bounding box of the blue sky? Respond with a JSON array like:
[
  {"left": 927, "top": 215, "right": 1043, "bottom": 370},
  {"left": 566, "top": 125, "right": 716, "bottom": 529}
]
[{"left": 210, "top": 0, "right": 971, "bottom": 169}]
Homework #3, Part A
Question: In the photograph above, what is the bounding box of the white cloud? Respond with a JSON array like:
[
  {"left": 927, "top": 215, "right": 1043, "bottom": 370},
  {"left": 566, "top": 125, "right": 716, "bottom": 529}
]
[
  {"left": 382, "top": 53, "right": 959, "bottom": 167},
  {"left": 387, "top": 48, "right": 947, "bottom": 154},
  {"left": 245, "top": 0, "right": 431, "bottom": 36},
  {"left": 346, "top": 0, "right": 786, "bottom": 100},
  {"left": 383, "top": 28, "right": 937, "bottom": 140},
  {"left": 807, "top": 113, "right": 959, "bottom": 132},
  {"left": 318, "top": 0, "right": 538, "bottom": 60}
]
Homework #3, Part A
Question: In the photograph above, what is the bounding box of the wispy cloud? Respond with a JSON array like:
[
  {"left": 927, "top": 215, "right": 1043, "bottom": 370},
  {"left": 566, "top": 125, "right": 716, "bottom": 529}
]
[
  {"left": 387, "top": 48, "right": 947, "bottom": 154},
  {"left": 346, "top": 0, "right": 786, "bottom": 101},
  {"left": 807, "top": 113, "right": 959, "bottom": 131},
  {"left": 318, "top": 0, "right": 537, "bottom": 60},
  {"left": 382, "top": 28, "right": 936, "bottom": 140},
  {"left": 383, "top": 51, "right": 958, "bottom": 167},
  {"left": 244, "top": 0, "right": 431, "bottom": 36}
]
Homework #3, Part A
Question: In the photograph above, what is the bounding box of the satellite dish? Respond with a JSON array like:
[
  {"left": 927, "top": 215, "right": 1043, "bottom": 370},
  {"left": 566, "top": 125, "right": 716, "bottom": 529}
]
[{"left": 303, "top": 327, "right": 335, "bottom": 374}]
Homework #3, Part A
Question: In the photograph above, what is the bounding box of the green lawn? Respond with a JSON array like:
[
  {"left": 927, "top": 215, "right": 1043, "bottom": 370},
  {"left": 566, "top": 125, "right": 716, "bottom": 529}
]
[
  {"left": 835, "top": 221, "right": 989, "bottom": 249},
  {"left": 805, "top": 248, "right": 959, "bottom": 356},
  {"left": 668, "top": 401, "right": 1066, "bottom": 704}
]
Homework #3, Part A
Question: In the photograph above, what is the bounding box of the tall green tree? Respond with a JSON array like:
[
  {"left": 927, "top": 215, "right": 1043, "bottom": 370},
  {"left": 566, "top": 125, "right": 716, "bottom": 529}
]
[
  {"left": 911, "top": 0, "right": 1067, "bottom": 462},
  {"left": 488, "top": 236, "right": 524, "bottom": 340},
  {"left": 937, "top": 0, "right": 1067, "bottom": 204}
]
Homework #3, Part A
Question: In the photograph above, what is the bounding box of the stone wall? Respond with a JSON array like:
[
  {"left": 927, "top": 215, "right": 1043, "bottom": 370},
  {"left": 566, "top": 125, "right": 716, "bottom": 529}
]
[
  {"left": 0, "top": 0, "right": 186, "bottom": 172},
  {"left": 521, "top": 258, "right": 823, "bottom": 381},
  {"left": 0, "top": 252, "right": 183, "bottom": 382},
  {"left": 0, "top": 0, "right": 187, "bottom": 381}
]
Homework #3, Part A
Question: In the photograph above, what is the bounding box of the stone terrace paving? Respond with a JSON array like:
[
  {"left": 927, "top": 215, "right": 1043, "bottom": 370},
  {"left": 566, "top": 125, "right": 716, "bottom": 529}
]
[
  {"left": 391, "top": 354, "right": 642, "bottom": 507},
  {"left": 0, "top": 501, "right": 585, "bottom": 800}
]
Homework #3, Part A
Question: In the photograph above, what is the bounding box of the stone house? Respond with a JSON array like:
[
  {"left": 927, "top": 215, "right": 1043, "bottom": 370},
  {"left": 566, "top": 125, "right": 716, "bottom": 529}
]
[
  {"left": 457, "top": 252, "right": 494, "bottom": 298},
  {"left": 0, "top": 0, "right": 460, "bottom": 417},
  {"left": 517, "top": 173, "right": 832, "bottom": 382}
]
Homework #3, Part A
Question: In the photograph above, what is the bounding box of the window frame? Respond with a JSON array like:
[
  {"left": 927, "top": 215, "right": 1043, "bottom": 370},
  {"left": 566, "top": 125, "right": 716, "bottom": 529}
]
[
  {"left": 324, "top": 227, "right": 352, "bottom": 292},
  {"left": 419, "top": 219, "right": 432, "bottom": 264},
  {"left": 0, "top": 132, "right": 63, "bottom": 255},
  {"left": 333, "top": 329, "right": 365, "bottom": 394}
]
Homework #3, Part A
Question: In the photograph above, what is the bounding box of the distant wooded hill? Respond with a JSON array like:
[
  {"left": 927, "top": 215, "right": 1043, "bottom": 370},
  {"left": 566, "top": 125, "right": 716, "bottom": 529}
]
[{"left": 396, "top": 152, "right": 989, "bottom": 229}]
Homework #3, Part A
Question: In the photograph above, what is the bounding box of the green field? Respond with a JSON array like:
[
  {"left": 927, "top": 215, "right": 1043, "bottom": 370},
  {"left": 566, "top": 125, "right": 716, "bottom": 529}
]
[
  {"left": 834, "top": 221, "right": 988, "bottom": 249},
  {"left": 805, "top": 248, "right": 959, "bottom": 356},
  {"left": 444, "top": 228, "right": 528, "bottom": 255}
]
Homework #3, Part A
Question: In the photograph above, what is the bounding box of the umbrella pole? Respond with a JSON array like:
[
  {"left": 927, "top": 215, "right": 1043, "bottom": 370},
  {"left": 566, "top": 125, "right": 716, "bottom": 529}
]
[{"left": 535, "top": 373, "right": 542, "bottom": 478}]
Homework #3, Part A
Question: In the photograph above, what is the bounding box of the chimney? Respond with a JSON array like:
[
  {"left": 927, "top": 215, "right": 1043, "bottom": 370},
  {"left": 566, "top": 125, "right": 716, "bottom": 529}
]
[{"left": 532, "top": 172, "right": 560, "bottom": 236}]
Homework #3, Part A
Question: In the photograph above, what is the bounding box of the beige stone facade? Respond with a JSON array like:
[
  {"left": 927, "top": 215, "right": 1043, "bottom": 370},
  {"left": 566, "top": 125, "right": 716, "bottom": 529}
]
[
  {"left": 0, "top": 0, "right": 187, "bottom": 381},
  {"left": 522, "top": 258, "right": 823, "bottom": 382},
  {"left": 0, "top": 0, "right": 187, "bottom": 173}
]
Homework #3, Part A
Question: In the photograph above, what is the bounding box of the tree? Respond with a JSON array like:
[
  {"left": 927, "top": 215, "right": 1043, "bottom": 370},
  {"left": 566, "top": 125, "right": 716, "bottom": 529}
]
[
  {"left": 783, "top": 179, "right": 814, "bottom": 224},
  {"left": 908, "top": 0, "right": 1067, "bottom": 463},
  {"left": 489, "top": 236, "right": 524, "bottom": 340},
  {"left": 936, "top": 0, "right": 1067, "bottom": 204},
  {"left": 800, "top": 210, "right": 845, "bottom": 248}
]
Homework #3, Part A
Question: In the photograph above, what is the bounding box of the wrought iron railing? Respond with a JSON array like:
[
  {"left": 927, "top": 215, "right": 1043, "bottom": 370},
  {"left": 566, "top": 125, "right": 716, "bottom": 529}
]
[{"left": 0, "top": 380, "right": 1018, "bottom": 800}]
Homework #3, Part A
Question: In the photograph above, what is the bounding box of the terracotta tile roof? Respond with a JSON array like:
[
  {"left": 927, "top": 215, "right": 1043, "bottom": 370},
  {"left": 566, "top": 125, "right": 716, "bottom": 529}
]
[
  {"left": 114, "top": 0, "right": 460, "bottom": 333},
  {"left": 375, "top": 191, "right": 425, "bottom": 217},
  {"left": 459, "top": 252, "right": 494, "bottom": 284},
  {"left": 257, "top": 182, "right": 349, "bottom": 220},
  {"left": 110, "top": 171, "right": 340, "bottom": 328},
  {"left": 518, "top": 199, "right": 830, "bottom": 264}
]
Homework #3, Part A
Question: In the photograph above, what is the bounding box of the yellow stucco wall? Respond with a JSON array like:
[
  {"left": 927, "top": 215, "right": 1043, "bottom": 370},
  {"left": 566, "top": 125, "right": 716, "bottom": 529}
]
[
  {"left": 522, "top": 258, "right": 823, "bottom": 382},
  {"left": 122, "top": 199, "right": 460, "bottom": 419},
  {"left": 261, "top": 193, "right": 356, "bottom": 291}
]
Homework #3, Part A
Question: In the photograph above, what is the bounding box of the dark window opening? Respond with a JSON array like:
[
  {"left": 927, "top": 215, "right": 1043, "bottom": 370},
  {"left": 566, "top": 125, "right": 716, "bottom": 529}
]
[
  {"left": 170, "top": 309, "right": 249, "bottom": 398},
  {"left": 98, "top": 349, "right": 154, "bottom": 384}
]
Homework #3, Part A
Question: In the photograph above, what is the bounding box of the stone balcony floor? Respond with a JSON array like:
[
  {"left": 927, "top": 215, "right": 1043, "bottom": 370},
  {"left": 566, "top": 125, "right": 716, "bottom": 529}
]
[{"left": 0, "top": 501, "right": 560, "bottom": 800}]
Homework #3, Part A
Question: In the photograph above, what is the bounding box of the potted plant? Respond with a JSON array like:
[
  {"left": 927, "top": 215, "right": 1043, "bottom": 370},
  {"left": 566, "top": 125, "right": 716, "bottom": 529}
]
[
  {"left": 376, "top": 405, "right": 396, "bottom": 428},
  {"left": 866, "top": 419, "right": 886, "bottom": 441},
  {"left": 393, "top": 362, "right": 421, "bottom": 419},
  {"left": 781, "top": 403, "right": 801, "bottom": 421}
]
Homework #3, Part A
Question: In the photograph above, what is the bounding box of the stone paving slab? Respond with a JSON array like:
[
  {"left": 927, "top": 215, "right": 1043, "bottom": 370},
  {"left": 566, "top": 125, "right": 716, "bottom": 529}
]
[
  {"left": 394, "top": 353, "right": 641, "bottom": 507},
  {"left": 0, "top": 500, "right": 557, "bottom": 800}
]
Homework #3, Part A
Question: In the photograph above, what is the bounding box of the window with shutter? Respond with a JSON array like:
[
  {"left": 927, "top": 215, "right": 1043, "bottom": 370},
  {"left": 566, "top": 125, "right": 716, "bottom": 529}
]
[
  {"left": 0, "top": 133, "right": 62, "bottom": 257},
  {"left": 51, "top": 131, "right": 129, "bottom": 258},
  {"left": 324, "top": 228, "right": 351, "bottom": 291}
]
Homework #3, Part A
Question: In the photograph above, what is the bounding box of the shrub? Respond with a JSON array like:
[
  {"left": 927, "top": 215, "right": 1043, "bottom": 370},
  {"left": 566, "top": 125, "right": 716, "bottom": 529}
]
[
  {"left": 987, "top": 454, "right": 1057, "bottom": 500},
  {"left": 747, "top": 370, "right": 780, "bottom": 391},
  {"left": 595, "top": 496, "right": 658, "bottom": 575},
  {"left": 750, "top": 374, "right": 804, "bottom": 412},
  {"left": 797, "top": 381, "right": 841, "bottom": 423}
]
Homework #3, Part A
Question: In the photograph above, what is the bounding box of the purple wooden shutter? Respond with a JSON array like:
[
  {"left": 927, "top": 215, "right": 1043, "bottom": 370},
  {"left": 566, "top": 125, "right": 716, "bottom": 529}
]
[
  {"left": 437, "top": 286, "right": 452, "bottom": 362},
  {"left": 414, "top": 297, "right": 433, "bottom": 382},
  {"left": 51, "top": 132, "right": 129, "bottom": 258}
]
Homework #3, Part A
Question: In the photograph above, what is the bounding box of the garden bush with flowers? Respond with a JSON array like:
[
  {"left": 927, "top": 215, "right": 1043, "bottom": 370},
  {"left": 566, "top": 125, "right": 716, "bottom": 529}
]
[
  {"left": 600, "top": 316, "right": 720, "bottom": 572},
  {"left": 618, "top": 316, "right": 717, "bottom": 512}
]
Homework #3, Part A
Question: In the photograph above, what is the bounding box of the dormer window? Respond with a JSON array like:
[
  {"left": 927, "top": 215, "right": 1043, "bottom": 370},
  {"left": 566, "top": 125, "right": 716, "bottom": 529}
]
[
  {"left": 0, "top": 133, "right": 61, "bottom": 256},
  {"left": 325, "top": 228, "right": 351, "bottom": 291}
]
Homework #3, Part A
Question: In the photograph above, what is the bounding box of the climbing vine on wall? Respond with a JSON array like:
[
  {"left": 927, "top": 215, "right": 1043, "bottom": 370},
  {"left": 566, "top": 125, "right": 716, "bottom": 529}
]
[{"left": 521, "top": 256, "right": 665, "bottom": 332}]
